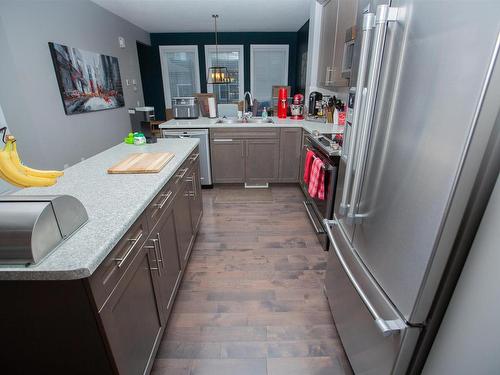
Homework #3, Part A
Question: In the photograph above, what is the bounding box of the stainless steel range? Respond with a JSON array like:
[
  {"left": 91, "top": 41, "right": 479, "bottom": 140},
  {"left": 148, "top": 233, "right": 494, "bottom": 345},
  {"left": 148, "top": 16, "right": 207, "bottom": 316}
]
[{"left": 299, "top": 132, "right": 341, "bottom": 250}]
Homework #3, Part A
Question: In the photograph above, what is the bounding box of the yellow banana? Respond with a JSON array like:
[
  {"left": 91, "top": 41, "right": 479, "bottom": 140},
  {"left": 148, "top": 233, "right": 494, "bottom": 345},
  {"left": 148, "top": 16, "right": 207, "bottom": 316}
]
[
  {"left": 0, "top": 168, "right": 25, "bottom": 188},
  {"left": 9, "top": 140, "right": 64, "bottom": 179},
  {"left": 0, "top": 141, "right": 56, "bottom": 187}
]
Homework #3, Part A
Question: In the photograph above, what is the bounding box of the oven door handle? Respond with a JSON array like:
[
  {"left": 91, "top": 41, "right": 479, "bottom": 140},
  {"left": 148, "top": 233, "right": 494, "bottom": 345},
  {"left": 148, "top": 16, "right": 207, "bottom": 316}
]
[
  {"left": 303, "top": 145, "right": 335, "bottom": 171},
  {"left": 303, "top": 201, "right": 325, "bottom": 235}
]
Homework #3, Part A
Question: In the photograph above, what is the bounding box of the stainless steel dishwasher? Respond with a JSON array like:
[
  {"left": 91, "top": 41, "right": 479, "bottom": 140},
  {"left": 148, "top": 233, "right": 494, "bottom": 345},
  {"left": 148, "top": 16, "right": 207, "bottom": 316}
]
[{"left": 162, "top": 129, "right": 212, "bottom": 187}]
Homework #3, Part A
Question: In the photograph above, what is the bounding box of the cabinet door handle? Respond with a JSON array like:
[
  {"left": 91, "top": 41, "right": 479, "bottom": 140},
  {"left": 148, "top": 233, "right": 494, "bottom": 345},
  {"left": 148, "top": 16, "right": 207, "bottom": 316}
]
[
  {"left": 114, "top": 232, "right": 143, "bottom": 268},
  {"left": 152, "top": 239, "right": 162, "bottom": 276},
  {"left": 187, "top": 172, "right": 197, "bottom": 198},
  {"left": 154, "top": 190, "right": 172, "bottom": 209},
  {"left": 156, "top": 233, "right": 165, "bottom": 269}
]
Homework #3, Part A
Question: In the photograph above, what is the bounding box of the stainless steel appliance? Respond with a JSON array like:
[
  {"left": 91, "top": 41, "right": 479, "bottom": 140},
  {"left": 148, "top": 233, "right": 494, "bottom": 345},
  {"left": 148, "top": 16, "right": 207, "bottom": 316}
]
[
  {"left": 307, "top": 91, "right": 323, "bottom": 116},
  {"left": 129, "top": 106, "right": 155, "bottom": 132},
  {"left": 172, "top": 97, "right": 199, "bottom": 119},
  {"left": 129, "top": 106, "right": 157, "bottom": 143},
  {"left": 0, "top": 195, "right": 88, "bottom": 264},
  {"left": 323, "top": 1, "right": 500, "bottom": 374},
  {"left": 162, "top": 129, "right": 212, "bottom": 186},
  {"left": 300, "top": 133, "right": 341, "bottom": 250},
  {"left": 341, "top": 26, "right": 356, "bottom": 80}
]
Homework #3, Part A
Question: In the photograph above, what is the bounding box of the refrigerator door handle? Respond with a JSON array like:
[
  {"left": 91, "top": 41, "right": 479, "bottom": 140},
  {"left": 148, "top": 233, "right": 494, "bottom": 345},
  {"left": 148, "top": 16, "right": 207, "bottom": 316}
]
[
  {"left": 347, "top": 5, "right": 399, "bottom": 224},
  {"left": 339, "top": 13, "right": 375, "bottom": 216},
  {"left": 323, "top": 219, "right": 407, "bottom": 336}
]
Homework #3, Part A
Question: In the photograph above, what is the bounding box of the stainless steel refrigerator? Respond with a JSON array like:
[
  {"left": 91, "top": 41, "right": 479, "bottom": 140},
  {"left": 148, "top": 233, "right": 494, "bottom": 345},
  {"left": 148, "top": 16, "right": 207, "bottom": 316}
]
[{"left": 323, "top": 0, "right": 500, "bottom": 374}]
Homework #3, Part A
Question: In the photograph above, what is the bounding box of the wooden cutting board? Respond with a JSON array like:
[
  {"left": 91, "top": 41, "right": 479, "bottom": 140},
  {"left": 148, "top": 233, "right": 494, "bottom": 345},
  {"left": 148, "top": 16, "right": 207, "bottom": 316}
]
[{"left": 107, "top": 152, "right": 175, "bottom": 174}]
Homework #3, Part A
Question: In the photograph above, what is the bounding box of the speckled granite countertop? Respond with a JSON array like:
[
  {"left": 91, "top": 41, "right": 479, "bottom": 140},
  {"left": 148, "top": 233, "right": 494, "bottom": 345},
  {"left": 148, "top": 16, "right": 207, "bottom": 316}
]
[
  {"left": 158, "top": 116, "right": 344, "bottom": 135},
  {"left": 0, "top": 139, "right": 199, "bottom": 280}
]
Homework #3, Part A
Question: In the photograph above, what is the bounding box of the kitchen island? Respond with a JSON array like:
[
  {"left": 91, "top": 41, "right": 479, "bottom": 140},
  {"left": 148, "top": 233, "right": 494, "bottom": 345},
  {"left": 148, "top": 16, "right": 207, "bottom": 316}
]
[{"left": 0, "top": 139, "right": 203, "bottom": 375}]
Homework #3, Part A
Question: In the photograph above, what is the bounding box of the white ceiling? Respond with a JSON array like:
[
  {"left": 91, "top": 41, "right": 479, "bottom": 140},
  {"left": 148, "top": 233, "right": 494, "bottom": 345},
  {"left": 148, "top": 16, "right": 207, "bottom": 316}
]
[{"left": 91, "top": 0, "right": 310, "bottom": 33}]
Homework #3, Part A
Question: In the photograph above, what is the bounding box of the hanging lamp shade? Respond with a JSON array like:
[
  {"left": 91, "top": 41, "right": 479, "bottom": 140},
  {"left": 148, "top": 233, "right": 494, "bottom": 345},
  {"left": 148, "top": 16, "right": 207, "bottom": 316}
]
[
  {"left": 207, "top": 66, "right": 229, "bottom": 84},
  {"left": 207, "top": 14, "right": 229, "bottom": 84}
]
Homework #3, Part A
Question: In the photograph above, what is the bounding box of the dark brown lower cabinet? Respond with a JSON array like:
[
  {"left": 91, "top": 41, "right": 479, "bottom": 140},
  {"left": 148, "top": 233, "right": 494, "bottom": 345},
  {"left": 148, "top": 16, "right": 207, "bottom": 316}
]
[
  {"left": 174, "top": 179, "right": 194, "bottom": 269},
  {"left": 148, "top": 208, "right": 182, "bottom": 318},
  {"left": 99, "top": 245, "right": 164, "bottom": 375}
]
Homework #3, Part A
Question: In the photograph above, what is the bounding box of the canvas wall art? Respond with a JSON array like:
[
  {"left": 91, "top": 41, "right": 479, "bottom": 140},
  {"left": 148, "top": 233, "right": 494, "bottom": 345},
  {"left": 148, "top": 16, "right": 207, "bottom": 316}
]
[{"left": 49, "top": 42, "right": 124, "bottom": 115}]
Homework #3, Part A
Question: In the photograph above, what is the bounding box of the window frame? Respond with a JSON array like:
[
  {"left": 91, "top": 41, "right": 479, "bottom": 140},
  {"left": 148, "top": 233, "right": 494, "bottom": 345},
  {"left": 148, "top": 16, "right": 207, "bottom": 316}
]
[
  {"left": 159, "top": 45, "right": 201, "bottom": 109},
  {"left": 250, "top": 44, "right": 290, "bottom": 102},
  {"left": 204, "top": 44, "right": 244, "bottom": 101}
]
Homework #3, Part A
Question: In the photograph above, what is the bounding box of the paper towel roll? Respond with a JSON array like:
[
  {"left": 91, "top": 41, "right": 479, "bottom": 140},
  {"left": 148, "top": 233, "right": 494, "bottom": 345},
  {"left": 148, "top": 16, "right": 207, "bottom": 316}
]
[{"left": 208, "top": 97, "right": 217, "bottom": 118}]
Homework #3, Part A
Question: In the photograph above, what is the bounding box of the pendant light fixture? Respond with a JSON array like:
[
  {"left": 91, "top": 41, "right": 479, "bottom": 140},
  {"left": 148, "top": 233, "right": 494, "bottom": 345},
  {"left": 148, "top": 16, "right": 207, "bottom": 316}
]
[{"left": 207, "top": 14, "right": 229, "bottom": 84}]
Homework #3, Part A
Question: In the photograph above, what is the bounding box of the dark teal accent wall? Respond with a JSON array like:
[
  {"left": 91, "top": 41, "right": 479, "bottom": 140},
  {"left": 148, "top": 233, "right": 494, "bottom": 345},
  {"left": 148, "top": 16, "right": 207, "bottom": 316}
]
[
  {"left": 151, "top": 32, "right": 298, "bottom": 92},
  {"left": 141, "top": 31, "right": 305, "bottom": 120},
  {"left": 296, "top": 21, "right": 310, "bottom": 95}
]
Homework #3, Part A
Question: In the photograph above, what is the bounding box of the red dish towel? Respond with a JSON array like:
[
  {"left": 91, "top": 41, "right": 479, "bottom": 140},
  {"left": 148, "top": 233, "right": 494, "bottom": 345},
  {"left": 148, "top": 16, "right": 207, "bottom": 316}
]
[
  {"left": 308, "top": 157, "right": 325, "bottom": 200},
  {"left": 303, "top": 150, "right": 315, "bottom": 184}
]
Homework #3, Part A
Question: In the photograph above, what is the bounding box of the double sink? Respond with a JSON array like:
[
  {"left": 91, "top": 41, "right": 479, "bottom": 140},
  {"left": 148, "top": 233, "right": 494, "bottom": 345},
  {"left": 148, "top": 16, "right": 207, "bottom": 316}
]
[{"left": 215, "top": 117, "right": 274, "bottom": 125}]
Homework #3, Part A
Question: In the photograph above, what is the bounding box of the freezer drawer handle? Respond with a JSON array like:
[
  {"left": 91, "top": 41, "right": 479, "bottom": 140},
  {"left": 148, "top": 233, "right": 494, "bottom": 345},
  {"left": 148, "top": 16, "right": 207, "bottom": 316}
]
[{"left": 323, "top": 219, "right": 407, "bottom": 336}]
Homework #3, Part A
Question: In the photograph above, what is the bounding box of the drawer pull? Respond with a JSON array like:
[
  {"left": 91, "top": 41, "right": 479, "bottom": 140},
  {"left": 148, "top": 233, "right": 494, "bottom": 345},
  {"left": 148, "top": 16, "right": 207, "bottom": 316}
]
[
  {"left": 175, "top": 168, "right": 189, "bottom": 183},
  {"left": 114, "top": 232, "right": 143, "bottom": 268},
  {"left": 154, "top": 190, "right": 173, "bottom": 210},
  {"left": 189, "top": 153, "right": 199, "bottom": 162},
  {"left": 213, "top": 139, "right": 233, "bottom": 142}
]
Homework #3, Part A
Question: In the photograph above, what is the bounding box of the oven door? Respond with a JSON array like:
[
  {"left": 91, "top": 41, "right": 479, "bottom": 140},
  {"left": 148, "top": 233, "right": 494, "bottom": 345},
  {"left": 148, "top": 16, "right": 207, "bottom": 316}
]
[{"left": 300, "top": 138, "right": 338, "bottom": 248}]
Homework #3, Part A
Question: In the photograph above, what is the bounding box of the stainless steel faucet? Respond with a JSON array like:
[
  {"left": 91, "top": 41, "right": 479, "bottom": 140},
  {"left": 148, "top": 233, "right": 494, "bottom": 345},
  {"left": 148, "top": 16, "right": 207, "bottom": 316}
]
[{"left": 243, "top": 91, "right": 253, "bottom": 118}]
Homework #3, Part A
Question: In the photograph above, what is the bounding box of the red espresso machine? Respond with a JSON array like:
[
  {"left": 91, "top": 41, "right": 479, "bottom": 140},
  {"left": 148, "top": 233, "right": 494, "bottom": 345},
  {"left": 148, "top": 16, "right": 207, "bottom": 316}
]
[
  {"left": 290, "top": 94, "right": 305, "bottom": 120},
  {"left": 277, "top": 87, "right": 288, "bottom": 118}
]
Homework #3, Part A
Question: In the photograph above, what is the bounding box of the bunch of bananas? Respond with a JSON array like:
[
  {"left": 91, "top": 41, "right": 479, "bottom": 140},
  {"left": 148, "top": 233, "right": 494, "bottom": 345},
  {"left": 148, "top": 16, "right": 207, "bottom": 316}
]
[{"left": 0, "top": 135, "right": 64, "bottom": 188}]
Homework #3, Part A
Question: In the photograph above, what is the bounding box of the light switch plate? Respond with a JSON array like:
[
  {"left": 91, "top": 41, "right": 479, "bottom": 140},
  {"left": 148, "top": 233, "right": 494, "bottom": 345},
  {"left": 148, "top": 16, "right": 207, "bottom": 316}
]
[{"left": 118, "top": 36, "right": 125, "bottom": 48}]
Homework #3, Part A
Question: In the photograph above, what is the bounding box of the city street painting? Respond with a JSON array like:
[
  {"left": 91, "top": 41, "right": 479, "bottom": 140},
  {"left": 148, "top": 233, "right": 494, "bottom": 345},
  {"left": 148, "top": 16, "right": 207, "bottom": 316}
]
[{"left": 49, "top": 42, "right": 124, "bottom": 115}]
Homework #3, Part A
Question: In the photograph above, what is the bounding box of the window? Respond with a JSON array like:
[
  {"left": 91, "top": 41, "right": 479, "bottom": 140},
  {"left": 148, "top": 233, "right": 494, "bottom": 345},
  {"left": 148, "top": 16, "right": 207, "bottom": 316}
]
[
  {"left": 204, "top": 45, "right": 244, "bottom": 103},
  {"left": 250, "top": 45, "right": 289, "bottom": 106},
  {"left": 159, "top": 45, "right": 201, "bottom": 109}
]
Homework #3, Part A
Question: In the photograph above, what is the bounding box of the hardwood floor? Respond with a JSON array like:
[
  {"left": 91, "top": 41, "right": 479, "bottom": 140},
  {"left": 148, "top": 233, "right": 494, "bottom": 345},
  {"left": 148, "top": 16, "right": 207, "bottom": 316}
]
[{"left": 152, "top": 185, "right": 353, "bottom": 375}]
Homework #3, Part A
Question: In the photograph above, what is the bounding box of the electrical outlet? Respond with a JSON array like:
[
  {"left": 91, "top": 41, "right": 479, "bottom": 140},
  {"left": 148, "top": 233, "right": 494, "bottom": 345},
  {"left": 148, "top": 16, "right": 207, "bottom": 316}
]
[
  {"left": 125, "top": 79, "right": 130, "bottom": 86},
  {"left": 132, "top": 79, "right": 136, "bottom": 85}
]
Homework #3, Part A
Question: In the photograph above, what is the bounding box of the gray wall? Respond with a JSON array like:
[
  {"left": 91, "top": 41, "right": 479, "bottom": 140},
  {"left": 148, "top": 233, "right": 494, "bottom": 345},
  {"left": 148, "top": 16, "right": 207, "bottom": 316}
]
[
  {"left": 0, "top": 0, "right": 149, "bottom": 194},
  {"left": 422, "top": 176, "right": 500, "bottom": 374}
]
